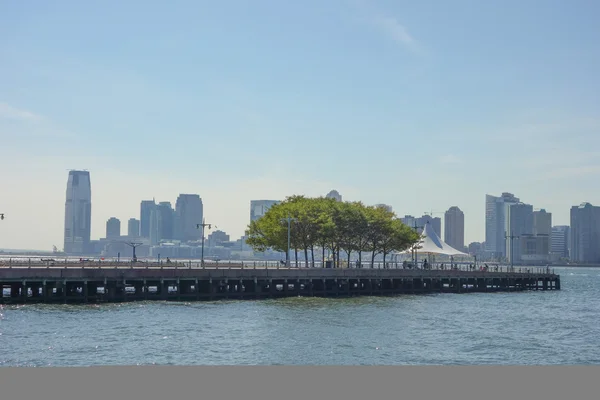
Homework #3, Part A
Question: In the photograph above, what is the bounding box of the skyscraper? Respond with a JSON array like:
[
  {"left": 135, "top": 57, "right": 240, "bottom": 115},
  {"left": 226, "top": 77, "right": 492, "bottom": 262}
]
[
  {"left": 570, "top": 202, "right": 600, "bottom": 263},
  {"left": 485, "top": 192, "right": 519, "bottom": 259},
  {"left": 140, "top": 200, "right": 156, "bottom": 238},
  {"left": 175, "top": 194, "right": 203, "bottom": 242},
  {"left": 106, "top": 217, "right": 121, "bottom": 239},
  {"left": 250, "top": 200, "right": 280, "bottom": 223},
  {"left": 158, "top": 202, "right": 175, "bottom": 241},
  {"left": 127, "top": 218, "right": 140, "bottom": 237},
  {"left": 551, "top": 225, "right": 570, "bottom": 259},
  {"left": 444, "top": 206, "right": 465, "bottom": 251},
  {"left": 64, "top": 170, "right": 92, "bottom": 254},
  {"left": 533, "top": 209, "right": 552, "bottom": 236},
  {"left": 505, "top": 202, "right": 534, "bottom": 263}
]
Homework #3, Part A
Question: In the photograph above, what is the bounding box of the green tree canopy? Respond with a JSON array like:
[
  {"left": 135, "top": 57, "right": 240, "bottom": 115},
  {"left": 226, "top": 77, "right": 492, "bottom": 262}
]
[{"left": 245, "top": 196, "right": 420, "bottom": 267}]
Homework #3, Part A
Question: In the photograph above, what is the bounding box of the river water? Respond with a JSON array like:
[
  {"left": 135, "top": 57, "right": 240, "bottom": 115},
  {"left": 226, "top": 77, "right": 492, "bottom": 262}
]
[{"left": 1, "top": 267, "right": 599, "bottom": 366}]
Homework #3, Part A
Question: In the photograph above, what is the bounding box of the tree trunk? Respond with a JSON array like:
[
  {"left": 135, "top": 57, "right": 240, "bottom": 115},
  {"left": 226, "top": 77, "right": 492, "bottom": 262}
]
[
  {"left": 311, "top": 245, "right": 315, "bottom": 268},
  {"left": 371, "top": 250, "right": 376, "bottom": 268},
  {"left": 336, "top": 248, "right": 341, "bottom": 269},
  {"left": 347, "top": 250, "right": 352, "bottom": 268},
  {"left": 322, "top": 246, "right": 325, "bottom": 268},
  {"left": 294, "top": 248, "right": 298, "bottom": 268},
  {"left": 304, "top": 248, "right": 309, "bottom": 269},
  {"left": 358, "top": 250, "right": 362, "bottom": 268},
  {"left": 383, "top": 251, "right": 387, "bottom": 269}
]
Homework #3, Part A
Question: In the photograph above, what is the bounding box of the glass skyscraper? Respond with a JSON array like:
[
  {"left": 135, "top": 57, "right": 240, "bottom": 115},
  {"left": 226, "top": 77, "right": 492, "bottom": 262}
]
[{"left": 63, "top": 170, "right": 92, "bottom": 254}]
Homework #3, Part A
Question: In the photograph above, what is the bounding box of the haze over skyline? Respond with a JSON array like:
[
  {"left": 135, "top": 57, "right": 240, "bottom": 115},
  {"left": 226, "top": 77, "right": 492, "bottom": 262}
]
[{"left": 2, "top": 0, "right": 600, "bottom": 251}]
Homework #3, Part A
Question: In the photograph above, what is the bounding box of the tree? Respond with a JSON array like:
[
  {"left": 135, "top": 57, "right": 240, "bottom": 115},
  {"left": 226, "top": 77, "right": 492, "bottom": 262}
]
[{"left": 245, "top": 196, "right": 419, "bottom": 268}]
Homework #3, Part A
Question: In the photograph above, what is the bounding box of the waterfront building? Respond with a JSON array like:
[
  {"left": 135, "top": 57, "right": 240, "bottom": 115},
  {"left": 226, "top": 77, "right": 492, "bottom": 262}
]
[
  {"left": 505, "top": 202, "right": 534, "bottom": 263},
  {"left": 533, "top": 209, "right": 552, "bottom": 236},
  {"left": 140, "top": 200, "right": 156, "bottom": 238},
  {"left": 127, "top": 218, "right": 140, "bottom": 237},
  {"left": 570, "top": 203, "right": 600, "bottom": 263},
  {"left": 444, "top": 206, "right": 465, "bottom": 252},
  {"left": 485, "top": 192, "right": 520, "bottom": 259},
  {"left": 175, "top": 194, "right": 203, "bottom": 242},
  {"left": 106, "top": 217, "right": 121, "bottom": 239},
  {"left": 551, "top": 225, "right": 570, "bottom": 259},
  {"left": 63, "top": 170, "right": 92, "bottom": 254},
  {"left": 250, "top": 200, "right": 280, "bottom": 223}
]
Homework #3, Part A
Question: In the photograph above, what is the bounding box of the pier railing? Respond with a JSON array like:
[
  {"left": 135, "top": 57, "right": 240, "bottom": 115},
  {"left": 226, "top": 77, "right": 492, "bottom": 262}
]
[{"left": 0, "top": 258, "right": 555, "bottom": 275}]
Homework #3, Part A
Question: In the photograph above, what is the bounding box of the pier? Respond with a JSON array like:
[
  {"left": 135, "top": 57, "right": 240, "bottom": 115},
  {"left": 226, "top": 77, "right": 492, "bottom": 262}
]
[{"left": 0, "top": 263, "right": 560, "bottom": 304}]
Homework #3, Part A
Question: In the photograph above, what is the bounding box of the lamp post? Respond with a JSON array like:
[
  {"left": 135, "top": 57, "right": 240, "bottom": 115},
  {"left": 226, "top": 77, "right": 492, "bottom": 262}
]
[
  {"left": 196, "top": 219, "right": 212, "bottom": 267},
  {"left": 281, "top": 215, "right": 297, "bottom": 267},
  {"left": 505, "top": 231, "right": 520, "bottom": 271},
  {"left": 125, "top": 242, "right": 143, "bottom": 263}
]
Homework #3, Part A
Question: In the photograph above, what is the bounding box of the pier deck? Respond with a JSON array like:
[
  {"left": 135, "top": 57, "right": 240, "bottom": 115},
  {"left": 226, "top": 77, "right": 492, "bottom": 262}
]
[{"left": 0, "top": 265, "right": 560, "bottom": 304}]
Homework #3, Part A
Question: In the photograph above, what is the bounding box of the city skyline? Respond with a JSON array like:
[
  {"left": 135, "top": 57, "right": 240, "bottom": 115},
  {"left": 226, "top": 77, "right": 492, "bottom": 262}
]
[
  {"left": 2, "top": 1, "right": 600, "bottom": 251},
  {"left": 0, "top": 168, "right": 588, "bottom": 253}
]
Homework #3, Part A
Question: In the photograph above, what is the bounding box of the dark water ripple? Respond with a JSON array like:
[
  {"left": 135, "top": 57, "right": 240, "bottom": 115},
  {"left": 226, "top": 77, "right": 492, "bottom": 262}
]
[{"left": 1, "top": 268, "right": 600, "bottom": 366}]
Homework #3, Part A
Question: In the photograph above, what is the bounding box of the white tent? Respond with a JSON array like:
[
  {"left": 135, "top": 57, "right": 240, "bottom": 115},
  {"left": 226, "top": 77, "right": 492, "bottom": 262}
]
[{"left": 405, "top": 221, "right": 468, "bottom": 256}]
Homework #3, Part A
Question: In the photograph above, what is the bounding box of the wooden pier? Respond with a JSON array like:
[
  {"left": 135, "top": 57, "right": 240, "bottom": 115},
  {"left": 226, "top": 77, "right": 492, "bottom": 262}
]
[{"left": 0, "top": 265, "right": 560, "bottom": 304}]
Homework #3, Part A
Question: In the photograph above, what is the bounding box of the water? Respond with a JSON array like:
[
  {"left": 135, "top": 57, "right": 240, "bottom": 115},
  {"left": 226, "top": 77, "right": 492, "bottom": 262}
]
[{"left": 1, "top": 267, "right": 599, "bottom": 366}]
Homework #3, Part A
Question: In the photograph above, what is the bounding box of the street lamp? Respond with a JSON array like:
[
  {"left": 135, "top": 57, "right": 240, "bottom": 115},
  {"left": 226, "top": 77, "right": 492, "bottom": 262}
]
[
  {"left": 281, "top": 215, "right": 297, "bottom": 267},
  {"left": 505, "top": 231, "right": 520, "bottom": 271},
  {"left": 196, "top": 219, "right": 213, "bottom": 267},
  {"left": 124, "top": 242, "right": 143, "bottom": 263}
]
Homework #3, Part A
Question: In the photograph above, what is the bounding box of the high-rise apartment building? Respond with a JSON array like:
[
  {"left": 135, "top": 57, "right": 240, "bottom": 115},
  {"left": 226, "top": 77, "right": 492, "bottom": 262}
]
[
  {"left": 485, "top": 192, "right": 520, "bottom": 259},
  {"left": 444, "top": 206, "right": 465, "bottom": 251},
  {"left": 140, "top": 200, "right": 156, "bottom": 238},
  {"left": 551, "top": 225, "right": 570, "bottom": 258},
  {"left": 570, "top": 203, "right": 600, "bottom": 263},
  {"left": 533, "top": 209, "right": 552, "bottom": 236},
  {"left": 505, "top": 203, "right": 534, "bottom": 263},
  {"left": 175, "top": 194, "right": 203, "bottom": 242},
  {"left": 127, "top": 218, "right": 140, "bottom": 237},
  {"left": 250, "top": 200, "right": 280, "bottom": 223},
  {"left": 106, "top": 217, "right": 121, "bottom": 239},
  {"left": 64, "top": 170, "right": 92, "bottom": 254}
]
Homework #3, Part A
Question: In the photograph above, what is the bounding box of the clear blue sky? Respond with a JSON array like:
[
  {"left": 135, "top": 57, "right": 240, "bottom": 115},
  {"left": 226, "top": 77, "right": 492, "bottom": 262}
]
[{"left": 1, "top": 0, "right": 600, "bottom": 250}]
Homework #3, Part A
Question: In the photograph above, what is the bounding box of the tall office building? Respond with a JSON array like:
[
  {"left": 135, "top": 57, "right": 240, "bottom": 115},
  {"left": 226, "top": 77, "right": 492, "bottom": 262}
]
[
  {"left": 127, "top": 218, "right": 140, "bottom": 237},
  {"left": 158, "top": 202, "right": 175, "bottom": 240},
  {"left": 570, "top": 203, "right": 600, "bottom": 263},
  {"left": 485, "top": 192, "right": 520, "bottom": 259},
  {"left": 533, "top": 209, "right": 552, "bottom": 236},
  {"left": 325, "top": 190, "right": 342, "bottom": 202},
  {"left": 444, "top": 206, "right": 465, "bottom": 251},
  {"left": 175, "top": 194, "right": 203, "bottom": 242},
  {"left": 250, "top": 200, "right": 280, "bottom": 223},
  {"left": 505, "top": 202, "right": 534, "bottom": 263},
  {"left": 140, "top": 200, "right": 156, "bottom": 238},
  {"left": 551, "top": 225, "right": 570, "bottom": 258},
  {"left": 64, "top": 170, "right": 92, "bottom": 254},
  {"left": 106, "top": 217, "right": 121, "bottom": 239}
]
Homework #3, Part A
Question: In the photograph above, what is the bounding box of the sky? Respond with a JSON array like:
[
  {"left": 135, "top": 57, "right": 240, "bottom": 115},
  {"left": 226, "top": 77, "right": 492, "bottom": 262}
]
[{"left": 1, "top": 0, "right": 600, "bottom": 251}]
